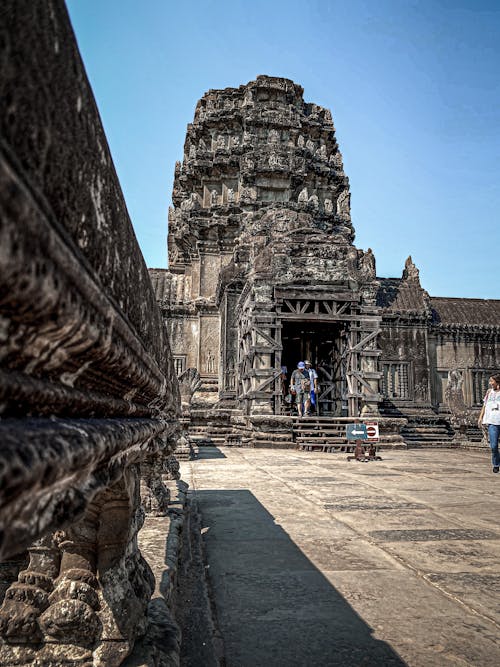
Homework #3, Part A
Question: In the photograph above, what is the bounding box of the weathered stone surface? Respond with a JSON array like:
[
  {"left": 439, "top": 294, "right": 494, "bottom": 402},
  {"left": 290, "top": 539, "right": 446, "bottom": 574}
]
[
  {"left": 0, "top": 2, "right": 180, "bottom": 664},
  {"left": 183, "top": 447, "right": 500, "bottom": 666},
  {"left": 369, "top": 528, "right": 499, "bottom": 542}
]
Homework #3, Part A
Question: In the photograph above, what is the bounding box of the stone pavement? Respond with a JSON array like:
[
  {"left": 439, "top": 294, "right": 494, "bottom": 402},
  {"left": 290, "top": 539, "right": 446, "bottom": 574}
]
[{"left": 181, "top": 447, "right": 500, "bottom": 667}]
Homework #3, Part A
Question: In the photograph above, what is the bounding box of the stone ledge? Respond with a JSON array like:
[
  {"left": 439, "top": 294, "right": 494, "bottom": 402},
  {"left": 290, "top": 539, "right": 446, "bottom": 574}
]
[{"left": 130, "top": 480, "right": 189, "bottom": 667}]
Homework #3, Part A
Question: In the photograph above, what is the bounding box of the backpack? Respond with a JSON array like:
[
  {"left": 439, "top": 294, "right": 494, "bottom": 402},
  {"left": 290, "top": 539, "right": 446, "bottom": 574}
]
[{"left": 300, "top": 372, "right": 311, "bottom": 391}]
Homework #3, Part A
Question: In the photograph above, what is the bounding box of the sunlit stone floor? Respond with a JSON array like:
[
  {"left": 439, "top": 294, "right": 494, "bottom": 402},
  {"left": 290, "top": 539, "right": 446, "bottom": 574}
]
[{"left": 182, "top": 447, "right": 500, "bottom": 667}]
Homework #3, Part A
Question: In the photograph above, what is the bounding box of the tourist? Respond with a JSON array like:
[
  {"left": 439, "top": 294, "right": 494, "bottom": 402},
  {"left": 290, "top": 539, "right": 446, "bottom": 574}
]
[
  {"left": 291, "top": 361, "right": 310, "bottom": 418},
  {"left": 304, "top": 360, "right": 319, "bottom": 416},
  {"left": 478, "top": 374, "right": 500, "bottom": 473}
]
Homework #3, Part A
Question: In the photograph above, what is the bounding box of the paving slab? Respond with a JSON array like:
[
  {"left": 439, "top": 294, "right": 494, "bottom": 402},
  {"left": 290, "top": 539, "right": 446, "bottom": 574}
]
[{"left": 182, "top": 447, "right": 500, "bottom": 666}]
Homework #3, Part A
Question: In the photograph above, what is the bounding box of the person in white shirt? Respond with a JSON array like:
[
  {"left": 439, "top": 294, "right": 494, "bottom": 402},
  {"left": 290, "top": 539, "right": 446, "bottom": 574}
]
[
  {"left": 304, "top": 360, "right": 319, "bottom": 416},
  {"left": 478, "top": 373, "right": 500, "bottom": 473}
]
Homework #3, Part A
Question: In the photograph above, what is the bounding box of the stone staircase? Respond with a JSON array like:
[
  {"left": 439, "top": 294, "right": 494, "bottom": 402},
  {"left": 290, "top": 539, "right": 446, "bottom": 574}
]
[
  {"left": 401, "top": 419, "right": 456, "bottom": 448},
  {"left": 292, "top": 416, "right": 355, "bottom": 453},
  {"left": 184, "top": 409, "right": 249, "bottom": 447},
  {"left": 380, "top": 401, "right": 485, "bottom": 449}
]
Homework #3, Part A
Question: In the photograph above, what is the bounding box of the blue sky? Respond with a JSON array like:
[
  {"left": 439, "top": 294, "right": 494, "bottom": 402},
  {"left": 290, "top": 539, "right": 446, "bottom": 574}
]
[{"left": 66, "top": 0, "right": 500, "bottom": 298}]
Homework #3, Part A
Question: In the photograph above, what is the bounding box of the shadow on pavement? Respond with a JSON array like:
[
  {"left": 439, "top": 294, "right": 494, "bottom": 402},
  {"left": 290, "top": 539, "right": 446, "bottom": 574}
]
[
  {"left": 196, "top": 446, "right": 227, "bottom": 459},
  {"left": 195, "top": 489, "right": 407, "bottom": 666}
]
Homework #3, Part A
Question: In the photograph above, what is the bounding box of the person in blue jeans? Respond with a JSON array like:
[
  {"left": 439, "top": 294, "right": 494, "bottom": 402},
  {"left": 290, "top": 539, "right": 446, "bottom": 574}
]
[{"left": 478, "top": 374, "right": 500, "bottom": 473}]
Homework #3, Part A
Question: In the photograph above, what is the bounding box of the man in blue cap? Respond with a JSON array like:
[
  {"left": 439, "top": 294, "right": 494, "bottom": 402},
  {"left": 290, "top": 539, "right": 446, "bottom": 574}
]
[{"left": 291, "top": 361, "right": 310, "bottom": 417}]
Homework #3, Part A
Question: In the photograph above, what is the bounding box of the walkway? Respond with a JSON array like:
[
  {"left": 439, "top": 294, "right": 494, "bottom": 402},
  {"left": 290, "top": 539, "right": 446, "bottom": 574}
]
[{"left": 182, "top": 447, "right": 500, "bottom": 666}]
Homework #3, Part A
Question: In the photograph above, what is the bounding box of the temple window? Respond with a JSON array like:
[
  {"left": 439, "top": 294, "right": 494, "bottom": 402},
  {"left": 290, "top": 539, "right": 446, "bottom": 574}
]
[
  {"left": 472, "top": 369, "right": 496, "bottom": 405},
  {"left": 382, "top": 362, "right": 411, "bottom": 399},
  {"left": 173, "top": 355, "right": 186, "bottom": 376}
]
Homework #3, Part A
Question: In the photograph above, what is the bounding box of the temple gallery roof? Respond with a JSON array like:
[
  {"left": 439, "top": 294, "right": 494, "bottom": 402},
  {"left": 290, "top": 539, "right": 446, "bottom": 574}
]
[
  {"left": 430, "top": 296, "right": 500, "bottom": 327},
  {"left": 377, "top": 277, "right": 500, "bottom": 327},
  {"left": 376, "top": 278, "right": 428, "bottom": 314}
]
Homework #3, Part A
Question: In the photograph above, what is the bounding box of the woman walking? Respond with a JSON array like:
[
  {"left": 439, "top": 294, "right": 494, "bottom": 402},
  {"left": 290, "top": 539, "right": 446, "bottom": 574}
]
[{"left": 478, "top": 374, "right": 500, "bottom": 473}]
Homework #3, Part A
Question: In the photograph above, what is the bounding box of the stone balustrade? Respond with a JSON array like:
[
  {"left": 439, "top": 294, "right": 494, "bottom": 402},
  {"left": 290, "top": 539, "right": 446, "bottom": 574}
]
[{"left": 0, "top": 2, "right": 180, "bottom": 664}]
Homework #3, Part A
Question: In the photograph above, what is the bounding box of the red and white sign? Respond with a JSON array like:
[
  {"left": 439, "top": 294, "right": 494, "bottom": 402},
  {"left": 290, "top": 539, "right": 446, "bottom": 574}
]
[{"left": 365, "top": 421, "right": 379, "bottom": 441}]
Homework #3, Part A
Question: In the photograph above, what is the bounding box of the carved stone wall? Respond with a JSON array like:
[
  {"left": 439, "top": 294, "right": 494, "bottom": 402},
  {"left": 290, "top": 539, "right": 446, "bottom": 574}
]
[
  {"left": 429, "top": 331, "right": 500, "bottom": 408},
  {"left": 0, "top": 2, "right": 180, "bottom": 664},
  {"left": 377, "top": 263, "right": 500, "bottom": 422},
  {"left": 156, "top": 75, "right": 383, "bottom": 418}
]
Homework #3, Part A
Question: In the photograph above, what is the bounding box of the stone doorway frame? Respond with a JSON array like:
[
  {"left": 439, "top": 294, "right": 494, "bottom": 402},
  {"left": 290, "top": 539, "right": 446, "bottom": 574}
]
[
  {"left": 234, "top": 285, "right": 382, "bottom": 417},
  {"left": 280, "top": 318, "right": 348, "bottom": 416}
]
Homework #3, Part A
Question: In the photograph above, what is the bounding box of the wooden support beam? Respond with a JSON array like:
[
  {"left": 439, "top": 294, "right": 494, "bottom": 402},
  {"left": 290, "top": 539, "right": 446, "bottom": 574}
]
[
  {"left": 350, "top": 329, "right": 379, "bottom": 352},
  {"left": 336, "top": 301, "right": 350, "bottom": 316}
]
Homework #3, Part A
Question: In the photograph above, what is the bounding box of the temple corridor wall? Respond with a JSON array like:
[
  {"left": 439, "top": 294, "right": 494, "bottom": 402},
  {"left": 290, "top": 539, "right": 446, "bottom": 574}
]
[{"left": 0, "top": 3, "right": 180, "bottom": 664}]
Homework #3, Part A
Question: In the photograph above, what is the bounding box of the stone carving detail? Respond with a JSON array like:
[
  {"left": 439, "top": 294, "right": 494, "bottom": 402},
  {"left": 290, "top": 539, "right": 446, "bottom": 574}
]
[
  {"left": 324, "top": 198, "right": 333, "bottom": 214},
  {"left": 269, "top": 152, "right": 280, "bottom": 168},
  {"left": 141, "top": 435, "right": 174, "bottom": 516},
  {"left": 243, "top": 155, "right": 255, "bottom": 171},
  {"left": 269, "top": 128, "right": 279, "bottom": 143},
  {"left": 402, "top": 255, "right": 420, "bottom": 282},
  {"left": 336, "top": 188, "right": 351, "bottom": 220},
  {"left": 181, "top": 192, "right": 202, "bottom": 211},
  {"left": 360, "top": 248, "right": 376, "bottom": 280},
  {"left": 316, "top": 145, "right": 327, "bottom": 160},
  {"left": 298, "top": 187, "right": 309, "bottom": 203},
  {"left": 164, "top": 454, "right": 181, "bottom": 480},
  {"left": 297, "top": 134, "right": 305, "bottom": 147},
  {"left": 308, "top": 193, "right": 319, "bottom": 210},
  {"left": 205, "top": 350, "right": 216, "bottom": 373},
  {"left": 444, "top": 368, "right": 477, "bottom": 431},
  {"left": 178, "top": 368, "right": 202, "bottom": 415},
  {"left": 0, "top": 4, "right": 180, "bottom": 664},
  {"left": 414, "top": 379, "right": 428, "bottom": 401},
  {"left": 240, "top": 185, "right": 257, "bottom": 201},
  {"left": 329, "top": 152, "right": 343, "bottom": 168},
  {"left": 225, "top": 356, "right": 237, "bottom": 390}
]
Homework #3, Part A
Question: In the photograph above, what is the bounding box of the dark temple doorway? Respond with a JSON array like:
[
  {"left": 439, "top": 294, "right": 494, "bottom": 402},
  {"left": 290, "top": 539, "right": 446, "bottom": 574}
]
[{"left": 281, "top": 321, "right": 347, "bottom": 416}]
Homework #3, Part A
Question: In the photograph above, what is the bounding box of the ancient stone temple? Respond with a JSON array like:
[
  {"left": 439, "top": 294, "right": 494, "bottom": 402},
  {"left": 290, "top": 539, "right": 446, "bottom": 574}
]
[{"left": 150, "top": 75, "right": 500, "bottom": 446}]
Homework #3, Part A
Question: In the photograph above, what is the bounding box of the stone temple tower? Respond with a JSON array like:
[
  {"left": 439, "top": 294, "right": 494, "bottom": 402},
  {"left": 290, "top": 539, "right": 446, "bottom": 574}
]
[
  {"left": 150, "top": 75, "right": 500, "bottom": 447},
  {"left": 160, "top": 75, "right": 382, "bottom": 421}
]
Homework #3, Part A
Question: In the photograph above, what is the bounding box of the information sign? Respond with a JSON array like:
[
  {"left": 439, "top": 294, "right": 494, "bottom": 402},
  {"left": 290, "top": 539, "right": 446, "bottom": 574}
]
[{"left": 346, "top": 423, "right": 368, "bottom": 440}]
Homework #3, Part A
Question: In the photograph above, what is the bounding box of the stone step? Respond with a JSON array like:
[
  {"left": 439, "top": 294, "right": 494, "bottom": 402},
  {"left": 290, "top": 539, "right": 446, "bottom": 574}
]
[
  {"left": 406, "top": 441, "right": 460, "bottom": 449},
  {"left": 403, "top": 434, "right": 452, "bottom": 440},
  {"left": 402, "top": 427, "right": 452, "bottom": 433},
  {"left": 252, "top": 440, "right": 295, "bottom": 449},
  {"left": 294, "top": 427, "right": 346, "bottom": 434}
]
